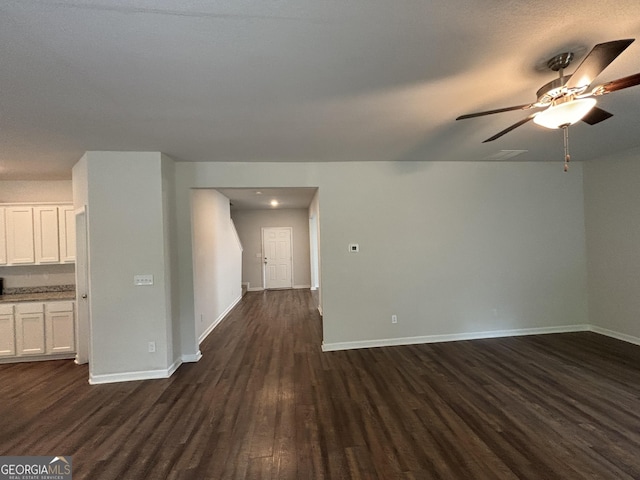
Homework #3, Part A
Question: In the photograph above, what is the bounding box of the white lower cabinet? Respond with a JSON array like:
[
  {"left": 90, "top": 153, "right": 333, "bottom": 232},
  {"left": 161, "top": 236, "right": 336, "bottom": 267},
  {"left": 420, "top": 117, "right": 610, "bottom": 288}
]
[
  {"left": 45, "top": 302, "right": 75, "bottom": 354},
  {"left": 16, "top": 303, "right": 46, "bottom": 355},
  {"left": 0, "top": 301, "right": 75, "bottom": 361},
  {"left": 0, "top": 305, "right": 16, "bottom": 356}
]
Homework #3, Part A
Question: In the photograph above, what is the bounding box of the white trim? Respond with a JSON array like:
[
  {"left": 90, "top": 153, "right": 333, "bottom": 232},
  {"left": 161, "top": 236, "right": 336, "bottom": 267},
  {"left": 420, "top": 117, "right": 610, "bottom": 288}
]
[
  {"left": 0, "top": 353, "right": 75, "bottom": 364},
  {"left": 167, "top": 358, "right": 182, "bottom": 376},
  {"left": 249, "top": 285, "right": 309, "bottom": 291},
  {"left": 198, "top": 294, "right": 242, "bottom": 344},
  {"left": 89, "top": 367, "right": 174, "bottom": 385},
  {"left": 590, "top": 325, "right": 640, "bottom": 346},
  {"left": 321, "top": 324, "right": 590, "bottom": 352},
  {"left": 182, "top": 351, "right": 202, "bottom": 363},
  {"left": 318, "top": 306, "right": 323, "bottom": 316}
]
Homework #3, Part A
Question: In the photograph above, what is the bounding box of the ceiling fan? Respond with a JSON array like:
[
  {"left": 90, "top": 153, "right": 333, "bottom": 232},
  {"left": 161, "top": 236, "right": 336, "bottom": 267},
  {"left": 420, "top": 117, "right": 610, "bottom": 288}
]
[{"left": 456, "top": 39, "right": 640, "bottom": 170}]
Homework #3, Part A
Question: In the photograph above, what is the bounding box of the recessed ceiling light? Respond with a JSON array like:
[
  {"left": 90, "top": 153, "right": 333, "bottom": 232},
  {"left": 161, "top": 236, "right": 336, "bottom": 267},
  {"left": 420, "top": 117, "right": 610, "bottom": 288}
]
[
  {"left": 270, "top": 200, "right": 279, "bottom": 207},
  {"left": 255, "top": 191, "right": 262, "bottom": 195}
]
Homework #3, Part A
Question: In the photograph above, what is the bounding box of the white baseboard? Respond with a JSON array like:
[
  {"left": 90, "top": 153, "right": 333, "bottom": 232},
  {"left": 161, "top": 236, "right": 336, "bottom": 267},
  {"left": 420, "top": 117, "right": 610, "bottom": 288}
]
[
  {"left": 182, "top": 351, "right": 202, "bottom": 363},
  {"left": 88, "top": 354, "right": 193, "bottom": 384},
  {"left": 198, "top": 295, "right": 242, "bottom": 344},
  {"left": 590, "top": 325, "right": 640, "bottom": 346},
  {"left": 321, "top": 324, "right": 590, "bottom": 352},
  {"left": 0, "top": 353, "right": 76, "bottom": 365},
  {"left": 249, "top": 285, "right": 310, "bottom": 291},
  {"left": 167, "top": 357, "right": 182, "bottom": 376},
  {"left": 90, "top": 367, "right": 174, "bottom": 385}
]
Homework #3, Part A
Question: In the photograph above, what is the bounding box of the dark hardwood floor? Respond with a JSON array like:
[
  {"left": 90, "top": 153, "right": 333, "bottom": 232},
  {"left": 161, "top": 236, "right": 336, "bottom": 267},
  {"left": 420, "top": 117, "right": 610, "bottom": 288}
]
[{"left": 2, "top": 289, "right": 640, "bottom": 479}]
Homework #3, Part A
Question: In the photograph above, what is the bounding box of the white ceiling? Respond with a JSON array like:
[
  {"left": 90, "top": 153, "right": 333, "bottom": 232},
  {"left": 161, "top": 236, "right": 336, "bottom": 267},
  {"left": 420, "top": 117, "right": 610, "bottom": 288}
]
[{"left": 2, "top": 0, "right": 640, "bottom": 180}]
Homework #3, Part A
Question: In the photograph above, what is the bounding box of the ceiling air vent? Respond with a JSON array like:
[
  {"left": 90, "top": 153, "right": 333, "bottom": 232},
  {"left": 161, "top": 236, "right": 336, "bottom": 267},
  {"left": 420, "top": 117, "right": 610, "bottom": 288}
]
[{"left": 483, "top": 150, "right": 528, "bottom": 161}]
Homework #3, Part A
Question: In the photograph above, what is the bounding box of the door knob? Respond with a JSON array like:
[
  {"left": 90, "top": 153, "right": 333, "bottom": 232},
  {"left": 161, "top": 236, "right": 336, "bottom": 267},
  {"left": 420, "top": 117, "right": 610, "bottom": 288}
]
[{"left": 81, "top": 294, "right": 88, "bottom": 299}]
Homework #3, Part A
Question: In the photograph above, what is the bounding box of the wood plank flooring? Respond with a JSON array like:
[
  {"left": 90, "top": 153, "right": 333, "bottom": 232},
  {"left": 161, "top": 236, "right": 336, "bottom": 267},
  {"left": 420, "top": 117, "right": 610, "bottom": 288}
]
[{"left": 2, "top": 289, "right": 640, "bottom": 479}]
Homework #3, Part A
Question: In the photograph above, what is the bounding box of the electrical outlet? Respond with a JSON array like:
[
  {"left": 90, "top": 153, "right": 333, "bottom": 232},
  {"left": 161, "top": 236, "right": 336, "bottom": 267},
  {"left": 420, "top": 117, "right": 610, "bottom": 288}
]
[
  {"left": 134, "top": 274, "right": 154, "bottom": 286},
  {"left": 148, "top": 341, "right": 156, "bottom": 353},
  {"left": 391, "top": 314, "right": 398, "bottom": 324}
]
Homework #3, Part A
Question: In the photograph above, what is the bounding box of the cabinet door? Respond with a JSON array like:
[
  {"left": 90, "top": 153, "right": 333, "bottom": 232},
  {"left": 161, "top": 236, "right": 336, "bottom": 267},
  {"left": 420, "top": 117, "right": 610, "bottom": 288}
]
[
  {"left": 16, "top": 313, "right": 46, "bottom": 355},
  {"left": 45, "top": 303, "right": 75, "bottom": 354},
  {"left": 0, "top": 314, "right": 15, "bottom": 357},
  {"left": 0, "top": 208, "right": 6, "bottom": 265},
  {"left": 5, "top": 207, "right": 35, "bottom": 264},
  {"left": 58, "top": 206, "right": 76, "bottom": 263},
  {"left": 34, "top": 206, "right": 60, "bottom": 264}
]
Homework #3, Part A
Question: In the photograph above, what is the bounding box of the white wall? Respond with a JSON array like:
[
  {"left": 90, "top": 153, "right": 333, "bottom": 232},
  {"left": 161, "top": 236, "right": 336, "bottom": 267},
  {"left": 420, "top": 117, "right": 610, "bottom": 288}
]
[
  {"left": 69, "top": 148, "right": 640, "bottom": 381},
  {"left": 78, "top": 152, "right": 175, "bottom": 383},
  {"left": 191, "top": 189, "right": 242, "bottom": 342},
  {"left": 67, "top": 155, "right": 590, "bottom": 383},
  {"left": 232, "top": 208, "right": 311, "bottom": 290},
  {"left": 583, "top": 147, "right": 640, "bottom": 341},
  {"left": 175, "top": 161, "right": 588, "bottom": 350},
  {"left": 0, "top": 180, "right": 72, "bottom": 203}
]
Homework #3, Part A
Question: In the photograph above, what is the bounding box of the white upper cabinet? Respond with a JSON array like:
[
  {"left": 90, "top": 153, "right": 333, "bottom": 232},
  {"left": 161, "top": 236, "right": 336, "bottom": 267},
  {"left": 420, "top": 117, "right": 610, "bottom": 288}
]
[
  {"left": 34, "top": 206, "right": 61, "bottom": 264},
  {"left": 5, "top": 206, "right": 35, "bottom": 265},
  {"left": 58, "top": 205, "right": 76, "bottom": 263},
  {"left": 1, "top": 203, "right": 74, "bottom": 265},
  {"left": 0, "top": 208, "right": 6, "bottom": 265}
]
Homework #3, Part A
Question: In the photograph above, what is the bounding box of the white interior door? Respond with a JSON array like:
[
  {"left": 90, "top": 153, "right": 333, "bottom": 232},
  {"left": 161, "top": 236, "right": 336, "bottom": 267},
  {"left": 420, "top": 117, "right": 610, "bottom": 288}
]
[
  {"left": 262, "top": 227, "right": 293, "bottom": 289},
  {"left": 75, "top": 208, "right": 90, "bottom": 365}
]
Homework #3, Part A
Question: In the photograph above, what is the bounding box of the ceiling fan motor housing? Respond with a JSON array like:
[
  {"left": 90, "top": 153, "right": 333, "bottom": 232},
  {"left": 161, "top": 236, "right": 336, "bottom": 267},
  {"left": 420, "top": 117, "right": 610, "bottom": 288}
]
[{"left": 547, "top": 52, "right": 574, "bottom": 71}]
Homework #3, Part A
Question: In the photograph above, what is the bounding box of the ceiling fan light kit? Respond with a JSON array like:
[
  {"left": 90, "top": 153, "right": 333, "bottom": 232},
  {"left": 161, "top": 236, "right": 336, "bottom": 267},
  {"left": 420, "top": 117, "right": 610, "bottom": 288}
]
[
  {"left": 456, "top": 38, "right": 640, "bottom": 170},
  {"left": 533, "top": 97, "right": 597, "bottom": 129}
]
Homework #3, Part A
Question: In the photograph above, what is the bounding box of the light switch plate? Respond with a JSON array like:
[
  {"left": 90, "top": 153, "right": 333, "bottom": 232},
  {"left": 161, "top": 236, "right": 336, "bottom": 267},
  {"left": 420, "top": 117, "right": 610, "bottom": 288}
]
[{"left": 134, "top": 274, "right": 154, "bottom": 286}]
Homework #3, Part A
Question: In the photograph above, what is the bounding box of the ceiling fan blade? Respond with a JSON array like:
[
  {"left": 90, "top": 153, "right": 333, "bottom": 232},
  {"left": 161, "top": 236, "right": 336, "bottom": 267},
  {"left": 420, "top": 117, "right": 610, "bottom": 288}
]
[
  {"left": 565, "top": 39, "right": 635, "bottom": 90},
  {"left": 456, "top": 104, "right": 535, "bottom": 120},
  {"left": 595, "top": 72, "right": 640, "bottom": 95},
  {"left": 482, "top": 115, "right": 535, "bottom": 143},
  {"left": 581, "top": 106, "right": 613, "bottom": 125}
]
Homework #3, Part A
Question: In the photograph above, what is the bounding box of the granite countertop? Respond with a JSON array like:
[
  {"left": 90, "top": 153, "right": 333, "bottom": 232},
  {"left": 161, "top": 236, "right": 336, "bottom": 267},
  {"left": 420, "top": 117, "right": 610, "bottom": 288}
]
[{"left": 0, "top": 285, "right": 76, "bottom": 304}]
